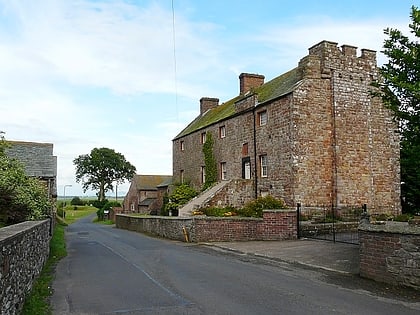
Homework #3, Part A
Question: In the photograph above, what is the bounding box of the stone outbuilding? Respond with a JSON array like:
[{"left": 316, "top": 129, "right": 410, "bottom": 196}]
[
  {"left": 5, "top": 141, "right": 57, "bottom": 202},
  {"left": 123, "top": 175, "right": 172, "bottom": 215},
  {"left": 172, "top": 40, "right": 401, "bottom": 214}
]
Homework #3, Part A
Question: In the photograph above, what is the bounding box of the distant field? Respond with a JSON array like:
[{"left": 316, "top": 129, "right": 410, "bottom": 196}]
[{"left": 60, "top": 205, "right": 98, "bottom": 225}]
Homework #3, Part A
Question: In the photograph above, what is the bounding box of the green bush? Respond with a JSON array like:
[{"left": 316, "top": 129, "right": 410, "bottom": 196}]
[
  {"left": 238, "top": 195, "right": 286, "bottom": 218},
  {"left": 201, "top": 205, "right": 237, "bottom": 217},
  {"left": 164, "top": 184, "right": 197, "bottom": 216},
  {"left": 394, "top": 213, "right": 413, "bottom": 222},
  {"left": 70, "top": 196, "right": 84, "bottom": 206}
]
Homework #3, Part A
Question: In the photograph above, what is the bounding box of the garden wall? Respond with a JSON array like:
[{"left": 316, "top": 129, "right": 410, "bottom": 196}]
[
  {"left": 116, "top": 209, "right": 297, "bottom": 242},
  {"left": 0, "top": 220, "right": 51, "bottom": 315},
  {"left": 359, "top": 221, "right": 420, "bottom": 290}
]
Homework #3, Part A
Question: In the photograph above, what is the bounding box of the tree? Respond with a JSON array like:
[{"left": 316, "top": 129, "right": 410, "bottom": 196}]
[
  {"left": 0, "top": 134, "right": 51, "bottom": 225},
  {"left": 376, "top": 6, "right": 420, "bottom": 214},
  {"left": 74, "top": 147, "right": 136, "bottom": 202}
]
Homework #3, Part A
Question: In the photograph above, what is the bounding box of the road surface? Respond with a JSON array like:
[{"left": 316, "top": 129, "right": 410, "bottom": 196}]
[{"left": 51, "top": 215, "right": 419, "bottom": 314}]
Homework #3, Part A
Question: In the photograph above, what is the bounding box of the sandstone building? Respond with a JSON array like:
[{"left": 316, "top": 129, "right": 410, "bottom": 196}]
[
  {"left": 123, "top": 175, "right": 172, "bottom": 214},
  {"left": 172, "top": 41, "right": 401, "bottom": 214}
]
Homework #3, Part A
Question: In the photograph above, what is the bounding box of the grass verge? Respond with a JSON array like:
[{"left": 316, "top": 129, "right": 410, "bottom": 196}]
[
  {"left": 21, "top": 222, "right": 67, "bottom": 315},
  {"left": 21, "top": 207, "right": 98, "bottom": 314}
]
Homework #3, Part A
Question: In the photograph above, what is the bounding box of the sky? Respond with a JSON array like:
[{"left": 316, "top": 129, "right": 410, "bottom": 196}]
[{"left": 0, "top": 0, "right": 416, "bottom": 198}]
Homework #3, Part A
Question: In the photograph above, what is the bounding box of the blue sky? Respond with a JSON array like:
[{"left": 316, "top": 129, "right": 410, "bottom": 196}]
[{"left": 0, "top": 0, "right": 415, "bottom": 197}]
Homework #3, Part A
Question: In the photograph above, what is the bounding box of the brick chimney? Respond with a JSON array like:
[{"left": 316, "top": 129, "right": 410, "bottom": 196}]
[
  {"left": 239, "top": 73, "right": 265, "bottom": 95},
  {"left": 200, "top": 97, "right": 219, "bottom": 115}
]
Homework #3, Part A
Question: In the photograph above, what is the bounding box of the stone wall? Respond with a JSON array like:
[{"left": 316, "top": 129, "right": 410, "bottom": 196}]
[
  {"left": 116, "top": 210, "right": 297, "bottom": 242},
  {"left": 172, "top": 41, "right": 400, "bottom": 214},
  {"left": 0, "top": 220, "right": 51, "bottom": 315},
  {"left": 359, "top": 222, "right": 420, "bottom": 290}
]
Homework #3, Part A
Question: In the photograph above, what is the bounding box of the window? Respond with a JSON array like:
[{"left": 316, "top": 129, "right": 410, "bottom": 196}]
[
  {"left": 180, "top": 170, "right": 184, "bottom": 183},
  {"left": 201, "top": 132, "right": 207, "bottom": 144},
  {"left": 242, "top": 142, "right": 248, "bottom": 156},
  {"left": 260, "top": 155, "right": 268, "bottom": 177},
  {"left": 221, "top": 162, "right": 227, "bottom": 180},
  {"left": 201, "top": 166, "right": 206, "bottom": 184},
  {"left": 258, "top": 110, "right": 267, "bottom": 126},
  {"left": 219, "top": 125, "right": 226, "bottom": 138},
  {"left": 130, "top": 203, "right": 134, "bottom": 212},
  {"left": 180, "top": 141, "right": 185, "bottom": 151}
]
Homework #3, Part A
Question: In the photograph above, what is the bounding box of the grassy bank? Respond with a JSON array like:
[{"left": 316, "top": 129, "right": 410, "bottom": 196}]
[{"left": 21, "top": 207, "right": 97, "bottom": 314}]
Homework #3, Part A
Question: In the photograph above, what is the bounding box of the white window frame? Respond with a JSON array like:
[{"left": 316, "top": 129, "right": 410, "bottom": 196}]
[
  {"left": 259, "top": 110, "right": 267, "bottom": 126},
  {"left": 180, "top": 170, "right": 184, "bottom": 183},
  {"left": 221, "top": 162, "right": 227, "bottom": 180},
  {"left": 201, "top": 166, "right": 206, "bottom": 184},
  {"left": 219, "top": 125, "right": 226, "bottom": 138},
  {"left": 180, "top": 141, "right": 185, "bottom": 151},
  {"left": 260, "top": 155, "right": 268, "bottom": 177},
  {"left": 201, "top": 132, "right": 207, "bottom": 144}
]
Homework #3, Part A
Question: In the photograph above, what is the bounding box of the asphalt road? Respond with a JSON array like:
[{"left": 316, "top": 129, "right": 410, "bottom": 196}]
[{"left": 51, "top": 215, "right": 419, "bottom": 315}]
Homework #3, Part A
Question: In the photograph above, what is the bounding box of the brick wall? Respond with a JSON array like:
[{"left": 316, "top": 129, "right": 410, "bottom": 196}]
[
  {"left": 359, "top": 222, "right": 420, "bottom": 290},
  {"left": 0, "top": 220, "right": 51, "bottom": 315},
  {"left": 116, "top": 210, "right": 297, "bottom": 242}
]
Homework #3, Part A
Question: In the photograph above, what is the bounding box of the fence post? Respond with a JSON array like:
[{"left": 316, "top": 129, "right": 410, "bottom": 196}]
[{"left": 296, "top": 203, "right": 301, "bottom": 239}]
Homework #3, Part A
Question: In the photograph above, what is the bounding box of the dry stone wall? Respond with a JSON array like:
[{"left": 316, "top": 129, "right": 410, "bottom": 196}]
[{"left": 0, "top": 220, "right": 51, "bottom": 315}]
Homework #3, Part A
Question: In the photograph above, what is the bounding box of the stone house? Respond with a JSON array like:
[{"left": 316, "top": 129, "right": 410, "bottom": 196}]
[
  {"left": 123, "top": 175, "right": 172, "bottom": 214},
  {"left": 172, "top": 41, "right": 401, "bottom": 214},
  {"left": 5, "top": 141, "right": 57, "bottom": 202}
]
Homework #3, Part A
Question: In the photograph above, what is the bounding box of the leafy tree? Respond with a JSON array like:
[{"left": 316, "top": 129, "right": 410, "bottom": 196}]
[
  {"left": 70, "top": 196, "right": 84, "bottom": 206},
  {"left": 376, "top": 6, "right": 420, "bottom": 214},
  {"left": 0, "top": 138, "right": 51, "bottom": 225},
  {"left": 74, "top": 148, "right": 136, "bottom": 202}
]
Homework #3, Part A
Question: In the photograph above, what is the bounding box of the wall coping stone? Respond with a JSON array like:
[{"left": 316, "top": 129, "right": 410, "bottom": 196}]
[
  {"left": 359, "top": 221, "right": 420, "bottom": 235},
  {"left": 0, "top": 220, "right": 48, "bottom": 241}
]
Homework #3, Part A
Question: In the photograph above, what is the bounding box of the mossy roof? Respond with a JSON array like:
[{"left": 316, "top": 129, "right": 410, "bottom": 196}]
[
  {"left": 174, "top": 68, "right": 301, "bottom": 139},
  {"left": 134, "top": 175, "right": 173, "bottom": 190}
]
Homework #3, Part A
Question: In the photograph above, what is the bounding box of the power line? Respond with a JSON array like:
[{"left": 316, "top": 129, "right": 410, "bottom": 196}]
[{"left": 171, "top": 0, "right": 179, "bottom": 123}]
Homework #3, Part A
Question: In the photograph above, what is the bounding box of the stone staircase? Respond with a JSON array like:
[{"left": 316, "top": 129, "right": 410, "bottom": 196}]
[{"left": 178, "top": 180, "right": 231, "bottom": 217}]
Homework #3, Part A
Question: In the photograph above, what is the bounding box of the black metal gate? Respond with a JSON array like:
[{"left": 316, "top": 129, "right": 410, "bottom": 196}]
[{"left": 297, "top": 204, "right": 366, "bottom": 245}]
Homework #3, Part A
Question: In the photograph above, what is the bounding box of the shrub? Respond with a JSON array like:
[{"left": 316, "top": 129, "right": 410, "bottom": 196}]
[
  {"left": 70, "top": 196, "right": 84, "bottom": 206},
  {"left": 164, "top": 184, "right": 198, "bottom": 216},
  {"left": 238, "top": 195, "right": 286, "bottom": 218},
  {"left": 201, "top": 205, "right": 237, "bottom": 217}
]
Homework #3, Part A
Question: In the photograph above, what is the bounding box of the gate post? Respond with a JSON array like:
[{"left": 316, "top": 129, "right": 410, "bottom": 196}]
[{"left": 296, "top": 203, "right": 301, "bottom": 239}]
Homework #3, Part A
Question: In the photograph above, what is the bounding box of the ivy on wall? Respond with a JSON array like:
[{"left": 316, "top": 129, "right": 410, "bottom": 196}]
[{"left": 202, "top": 132, "right": 217, "bottom": 190}]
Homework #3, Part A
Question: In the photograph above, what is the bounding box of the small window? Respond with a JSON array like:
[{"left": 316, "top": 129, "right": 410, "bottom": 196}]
[
  {"left": 221, "top": 162, "right": 227, "bottom": 180},
  {"left": 201, "top": 132, "right": 207, "bottom": 144},
  {"left": 201, "top": 166, "right": 206, "bottom": 184},
  {"left": 180, "top": 141, "right": 185, "bottom": 151},
  {"left": 260, "top": 155, "right": 268, "bottom": 177},
  {"left": 180, "top": 170, "right": 184, "bottom": 183},
  {"left": 219, "top": 126, "right": 226, "bottom": 138},
  {"left": 258, "top": 110, "right": 267, "bottom": 126}
]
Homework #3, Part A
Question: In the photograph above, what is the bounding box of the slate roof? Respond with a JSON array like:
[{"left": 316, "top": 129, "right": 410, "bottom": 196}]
[
  {"left": 174, "top": 68, "right": 301, "bottom": 140},
  {"left": 134, "top": 175, "right": 173, "bottom": 191},
  {"left": 138, "top": 198, "right": 156, "bottom": 206}
]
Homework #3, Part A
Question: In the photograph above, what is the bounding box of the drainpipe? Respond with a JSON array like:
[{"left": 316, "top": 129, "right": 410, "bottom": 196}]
[
  {"left": 331, "top": 70, "right": 338, "bottom": 210},
  {"left": 253, "top": 107, "right": 258, "bottom": 199}
]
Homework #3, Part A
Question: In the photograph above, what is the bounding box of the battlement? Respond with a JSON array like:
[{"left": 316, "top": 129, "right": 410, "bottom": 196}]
[{"left": 308, "top": 40, "right": 376, "bottom": 61}]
